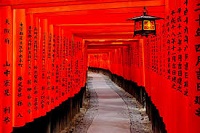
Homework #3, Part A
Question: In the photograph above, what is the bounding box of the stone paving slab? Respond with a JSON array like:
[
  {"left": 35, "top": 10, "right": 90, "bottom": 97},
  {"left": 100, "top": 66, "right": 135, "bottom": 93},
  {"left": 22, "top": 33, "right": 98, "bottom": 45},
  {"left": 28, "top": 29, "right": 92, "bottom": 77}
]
[{"left": 62, "top": 72, "right": 152, "bottom": 133}]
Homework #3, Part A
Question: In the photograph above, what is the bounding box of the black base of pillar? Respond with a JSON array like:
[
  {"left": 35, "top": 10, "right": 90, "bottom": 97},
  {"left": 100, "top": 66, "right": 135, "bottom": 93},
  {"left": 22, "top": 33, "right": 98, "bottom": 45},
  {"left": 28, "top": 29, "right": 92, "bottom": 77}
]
[{"left": 12, "top": 86, "right": 86, "bottom": 133}]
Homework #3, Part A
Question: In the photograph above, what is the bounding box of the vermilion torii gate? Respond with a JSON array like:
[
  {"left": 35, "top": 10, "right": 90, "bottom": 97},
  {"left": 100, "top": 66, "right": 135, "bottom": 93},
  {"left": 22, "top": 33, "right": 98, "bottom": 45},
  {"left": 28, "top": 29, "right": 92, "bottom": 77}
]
[{"left": 0, "top": 0, "right": 200, "bottom": 133}]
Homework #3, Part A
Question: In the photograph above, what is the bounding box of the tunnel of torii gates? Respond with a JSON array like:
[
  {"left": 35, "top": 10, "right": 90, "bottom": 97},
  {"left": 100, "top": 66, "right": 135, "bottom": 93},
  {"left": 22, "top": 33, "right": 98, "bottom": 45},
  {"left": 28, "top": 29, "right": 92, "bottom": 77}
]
[{"left": 0, "top": 0, "right": 200, "bottom": 133}]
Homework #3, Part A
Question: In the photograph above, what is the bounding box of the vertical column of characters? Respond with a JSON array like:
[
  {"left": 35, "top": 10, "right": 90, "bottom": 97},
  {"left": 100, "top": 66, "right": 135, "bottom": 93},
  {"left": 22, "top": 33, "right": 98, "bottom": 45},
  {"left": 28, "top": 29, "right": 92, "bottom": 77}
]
[
  {"left": 180, "top": 1, "right": 190, "bottom": 130},
  {"left": 155, "top": 36, "right": 159, "bottom": 74},
  {"left": 80, "top": 41, "right": 83, "bottom": 89},
  {"left": 157, "top": 22, "right": 163, "bottom": 77},
  {"left": 122, "top": 47, "right": 125, "bottom": 76},
  {"left": 126, "top": 47, "right": 129, "bottom": 80},
  {"left": 131, "top": 43, "right": 136, "bottom": 82},
  {"left": 161, "top": 22, "right": 167, "bottom": 79},
  {"left": 136, "top": 41, "right": 140, "bottom": 85},
  {"left": 13, "top": 9, "right": 27, "bottom": 127},
  {"left": 111, "top": 50, "right": 114, "bottom": 74},
  {"left": 114, "top": 49, "right": 117, "bottom": 75},
  {"left": 68, "top": 38, "right": 72, "bottom": 98},
  {"left": 65, "top": 36, "right": 69, "bottom": 100},
  {"left": 130, "top": 43, "right": 134, "bottom": 82},
  {"left": 58, "top": 27, "right": 62, "bottom": 105},
  {"left": 166, "top": 1, "right": 178, "bottom": 132},
  {"left": 169, "top": 6, "right": 178, "bottom": 93},
  {"left": 156, "top": 27, "right": 162, "bottom": 112},
  {"left": 63, "top": 35, "right": 68, "bottom": 100},
  {"left": 174, "top": 0, "right": 189, "bottom": 132},
  {"left": 51, "top": 25, "right": 56, "bottom": 109},
  {"left": 32, "top": 16, "right": 40, "bottom": 118},
  {"left": 115, "top": 49, "right": 118, "bottom": 75},
  {"left": 60, "top": 29, "right": 65, "bottom": 102},
  {"left": 0, "top": 6, "right": 13, "bottom": 133},
  {"left": 165, "top": 15, "right": 171, "bottom": 82},
  {"left": 25, "top": 13, "right": 34, "bottom": 123},
  {"left": 139, "top": 39, "right": 145, "bottom": 86},
  {"left": 157, "top": 21, "right": 165, "bottom": 117},
  {"left": 126, "top": 46, "right": 130, "bottom": 80},
  {"left": 74, "top": 38, "right": 78, "bottom": 94},
  {"left": 118, "top": 48, "right": 121, "bottom": 76},
  {"left": 83, "top": 41, "right": 86, "bottom": 87},
  {"left": 71, "top": 37, "right": 75, "bottom": 97},
  {"left": 79, "top": 41, "right": 83, "bottom": 89},
  {"left": 54, "top": 26, "right": 60, "bottom": 106},
  {"left": 125, "top": 46, "right": 129, "bottom": 79},
  {"left": 80, "top": 41, "right": 83, "bottom": 88},
  {"left": 155, "top": 34, "right": 160, "bottom": 107},
  {"left": 46, "top": 24, "right": 53, "bottom": 112},
  {"left": 124, "top": 46, "right": 127, "bottom": 79},
  {"left": 114, "top": 48, "right": 119, "bottom": 76},
  {"left": 119, "top": 48, "right": 123, "bottom": 77},
  {"left": 188, "top": 0, "right": 200, "bottom": 133},
  {"left": 159, "top": 19, "right": 170, "bottom": 126},
  {"left": 118, "top": 48, "right": 122, "bottom": 76},
  {"left": 76, "top": 40, "right": 81, "bottom": 92},
  {"left": 40, "top": 19, "right": 48, "bottom": 116},
  {"left": 73, "top": 39, "right": 78, "bottom": 94},
  {"left": 175, "top": 1, "right": 184, "bottom": 94},
  {"left": 145, "top": 37, "right": 151, "bottom": 95},
  {"left": 84, "top": 42, "right": 87, "bottom": 84},
  {"left": 57, "top": 27, "right": 62, "bottom": 104},
  {"left": 163, "top": 4, "right": 173, "bottom": 131},
  {"left": 149, "top": 35, "right": 156, "bottom": 103},
  {"left": 77, "top": 39, "right": 83, "bottom": 92},
  {"left": 128, "top": 45, "right": 132, "bottom": 81},
  {"left": 181, "top": 0, "right": 189, "bottom": 96}
]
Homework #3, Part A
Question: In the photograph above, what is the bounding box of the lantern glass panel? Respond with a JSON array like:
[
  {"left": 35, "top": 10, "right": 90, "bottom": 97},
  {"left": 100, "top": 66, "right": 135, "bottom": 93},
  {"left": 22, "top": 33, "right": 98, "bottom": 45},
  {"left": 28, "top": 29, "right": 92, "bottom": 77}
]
[
  {"left": 143, "top": 20, "right": 155, "bottom": 30},
  {"left": 134, "top": 20, "right": 142, "bottom": 31}
]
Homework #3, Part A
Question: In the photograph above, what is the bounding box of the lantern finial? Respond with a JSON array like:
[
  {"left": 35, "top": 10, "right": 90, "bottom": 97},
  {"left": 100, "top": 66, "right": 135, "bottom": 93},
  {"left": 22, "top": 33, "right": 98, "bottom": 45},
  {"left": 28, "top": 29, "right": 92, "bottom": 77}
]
[{"left": 143, "top": 6, "right": 147, "bottom": 16}]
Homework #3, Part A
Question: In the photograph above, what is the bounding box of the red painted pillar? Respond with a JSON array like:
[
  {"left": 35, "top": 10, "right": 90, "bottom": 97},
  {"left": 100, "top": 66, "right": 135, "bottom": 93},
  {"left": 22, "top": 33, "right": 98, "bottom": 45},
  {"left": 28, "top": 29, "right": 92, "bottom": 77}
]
[
  {"left": 13, "top": 8, "right": 27, "bottom": 127},
  {"left": 32, "top": 16, "right": 40, "bottom": 118},
  {"left": 0, "top": 6, "right": 13, "bottom": 133},
  {"left": 188, "top": 0, "right": 200, "bottom": 133},
  {"left": 25, "top": 13, "right": 34, "bottom": 123}
]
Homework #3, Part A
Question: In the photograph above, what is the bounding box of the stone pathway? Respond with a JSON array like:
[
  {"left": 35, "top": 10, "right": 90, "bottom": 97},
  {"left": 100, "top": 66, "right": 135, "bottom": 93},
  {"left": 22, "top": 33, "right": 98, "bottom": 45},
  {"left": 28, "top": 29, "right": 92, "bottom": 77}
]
[{"left": 62, "top": 72, "right": 152, "bottom": 133}]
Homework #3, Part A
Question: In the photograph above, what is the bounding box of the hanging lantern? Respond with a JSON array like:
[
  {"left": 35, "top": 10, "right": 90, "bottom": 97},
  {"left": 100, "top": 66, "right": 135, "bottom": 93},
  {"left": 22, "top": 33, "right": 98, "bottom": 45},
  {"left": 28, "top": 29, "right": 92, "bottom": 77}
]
[{"left": 128, "top": 7, "right": 163, "bottom": 36}]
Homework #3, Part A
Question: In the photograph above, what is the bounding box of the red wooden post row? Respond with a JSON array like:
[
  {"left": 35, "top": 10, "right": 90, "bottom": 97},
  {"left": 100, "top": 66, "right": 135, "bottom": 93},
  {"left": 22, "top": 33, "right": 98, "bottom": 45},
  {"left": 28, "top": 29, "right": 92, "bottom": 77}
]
[
  {"left": 0, "top": 7, "right": 87, "bottom": 133},
  {"left": 88, "top": 1, "right": 200, "bottom": 133}
]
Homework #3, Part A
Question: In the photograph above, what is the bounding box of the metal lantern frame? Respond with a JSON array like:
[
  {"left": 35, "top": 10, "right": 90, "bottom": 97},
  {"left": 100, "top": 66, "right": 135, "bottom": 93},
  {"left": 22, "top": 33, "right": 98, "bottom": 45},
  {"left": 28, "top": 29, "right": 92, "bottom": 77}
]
[{"left": 128, "top": 7, "right": 163, "bottom": 37}]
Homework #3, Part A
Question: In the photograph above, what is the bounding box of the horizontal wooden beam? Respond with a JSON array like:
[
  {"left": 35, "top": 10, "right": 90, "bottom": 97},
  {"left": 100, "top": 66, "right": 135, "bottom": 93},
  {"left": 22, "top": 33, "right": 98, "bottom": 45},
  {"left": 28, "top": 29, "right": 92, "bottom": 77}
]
[
  {"left": 84, "top": 38, "right": 138, "bottom": 42},
  {"left": 6, "top": 0, "right": 148, "bottom": 8},
  {"left": 27, "top": 1, "right": 165, "bottom": 14},
  {"left": 33, "top": 6, "right": 165, "bottom": 17},
  {"left": 57, "top": 23, "right": 133, "bottom": 27}
]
